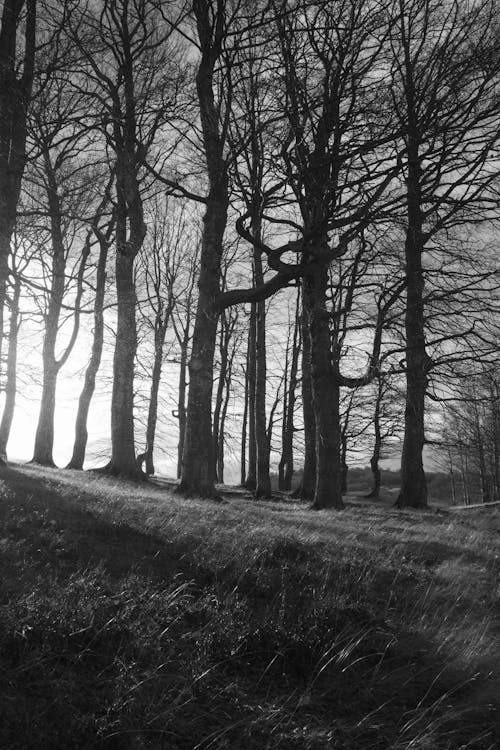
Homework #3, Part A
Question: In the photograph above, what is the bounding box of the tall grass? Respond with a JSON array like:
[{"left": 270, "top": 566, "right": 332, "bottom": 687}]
[{"left": 0, "top": 464, "right": 498, "bottom": 749}]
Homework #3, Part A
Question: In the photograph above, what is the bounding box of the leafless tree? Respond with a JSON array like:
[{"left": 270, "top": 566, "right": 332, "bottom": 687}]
[
  {"left": 388, "top": 0, "right": 500, "bottom": 508},
  {"left": 135, "top": 197, "right": 192, "bottom": 475},
  {"left": 69, "top": 0, "right": 184, "bottom": 476}
]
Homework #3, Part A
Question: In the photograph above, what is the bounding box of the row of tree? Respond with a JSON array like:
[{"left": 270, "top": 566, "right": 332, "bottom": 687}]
[{"left": 0, "top": 0, "right": 499, "bottom": 510}]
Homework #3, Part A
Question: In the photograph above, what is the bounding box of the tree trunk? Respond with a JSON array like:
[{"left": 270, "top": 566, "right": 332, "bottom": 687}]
[
  {"left": 106, "top": 115, "right": 147, "bottom": 476},
  {"left": 67, "top": 235, "right": 108, "bottom": 469},
  {"left": 474, "top": 401, "right": 490, "bottom": 503},
  {"left": 32, "top": 160, "right": 67, "bottom": 466},
  {"left": 137, "top": 339, "right": 163, "bottom": 476},
  {"left": 254, "top": 292, "right": 271, "bottom": 498},
  {"left": 305, "top": 261, "right": 343, "bottom": 510},
  {"left": 459, "top": 444, "right": 470, "bottom": 505},
  {"left": 251, "top": 213, "right": 271, "bottom": 500},
  {"left": 217, "top": 349, "right": 234, "bottom": 484},
  {"left": 0, "top": 233, "right": 12, "bottom": 378},
  {"left": 137, "top": 296, "right": 173, "bottom": 476},
  {"left": 366, "top": 376, "right": 383, "bottom": 499},
  {"left": 279, "top": 296, "right": 300, "bottom": 491},
  {"left": 110, "top": 233, "right": 139, "bottom": 475},
  {"left": 369, "top": 455, "right": 382, "bottom": 499},
  {"left": 212, "top": 314, "right": 228, "bottom": 482},
  {"left": 179, "top": 6, "right": 229, "bottom": 497},
  {"left": 244, "top": 303, "right": 257, "bottom": 489},
  {"left": 0, "top": 0, "right": 36, "bottom": 367},
  {"left": 293, "top": 282, "right": 317, "bottom": 501},
  {"left": 0, "top": 275, "right": 21, "bottom": 459},
  {"left": 396, "top": 126, "right": 429, "bottom": 509},
  {"left": 32, "top": 363, "right": 58, "bottom": 466},
  {"left": 284, "top": 300, "right": 300, "bottom": 490},
  {"left": 178, "top": 194, "right": 227, "bottom": 496},
  {"left": 240, "top": 341, "right": 249, "bottom": 485},
  {"left": 278, "top": 341, "right": 289, "bottom": 491},
  {"left": 448, "top": 450, "right": 457, "bottom": 505},
  {"left": 176, "top": 333, "right": 188, "bottom": 479},
  {"left": 341, "top": 435, "right": 348, "bottom": 495},
  {"left": 492, "top": 380, "right": 500, "bottom": 501}
]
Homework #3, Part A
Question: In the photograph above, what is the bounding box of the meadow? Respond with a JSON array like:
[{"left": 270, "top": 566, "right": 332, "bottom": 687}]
[{"left": 0, "top": 463, "right": 499, "bottom": 749}]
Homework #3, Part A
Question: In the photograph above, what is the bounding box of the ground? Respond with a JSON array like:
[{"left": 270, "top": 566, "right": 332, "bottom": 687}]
[{"left": 0, "top": 463, "right": 499, "bottom": 749}]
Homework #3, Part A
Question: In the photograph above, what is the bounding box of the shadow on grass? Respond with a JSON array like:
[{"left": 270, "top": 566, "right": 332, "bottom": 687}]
[
  {"left": 0, "top": 464, "right": 499, "bottom": 750},
  {"left": 0, "top": 465, "right": 216, "bottom": 590}
]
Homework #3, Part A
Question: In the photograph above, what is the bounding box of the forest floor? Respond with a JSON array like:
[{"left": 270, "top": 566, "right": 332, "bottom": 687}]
[{"left": 1, "top": 463, "right": 499, "bottom": 749}]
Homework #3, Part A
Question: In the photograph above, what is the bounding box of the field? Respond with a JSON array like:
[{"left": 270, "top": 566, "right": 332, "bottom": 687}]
[{"left": 1, "top": 463, "right": 499, "bottom": 749}]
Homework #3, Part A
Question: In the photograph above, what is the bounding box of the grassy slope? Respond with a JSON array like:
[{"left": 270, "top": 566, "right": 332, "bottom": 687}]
[{"left": 0, "top": 464, "right": 499, "bottom": 749}]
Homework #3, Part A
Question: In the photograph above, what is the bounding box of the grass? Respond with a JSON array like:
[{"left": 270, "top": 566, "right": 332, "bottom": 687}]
[{"left": 1, "top": 463, "right": 499, "bottom": 749}]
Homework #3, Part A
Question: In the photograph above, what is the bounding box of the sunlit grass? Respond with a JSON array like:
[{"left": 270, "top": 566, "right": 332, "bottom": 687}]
[{"left": 1, "top": 463, "right": 499, "bottom": 749}]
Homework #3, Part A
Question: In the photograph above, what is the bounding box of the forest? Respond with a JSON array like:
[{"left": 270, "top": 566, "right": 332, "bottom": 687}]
[
  {"left": 1, "top": 0, "right": 500, "bottom": 511},
  {"left": 2, "top": 2, "right": 500, "bottom": 748}
]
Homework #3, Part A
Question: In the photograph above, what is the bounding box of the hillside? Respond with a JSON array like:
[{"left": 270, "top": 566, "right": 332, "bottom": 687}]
[{"left": 1, "top": 463, "right": 499, "bottom": 749}]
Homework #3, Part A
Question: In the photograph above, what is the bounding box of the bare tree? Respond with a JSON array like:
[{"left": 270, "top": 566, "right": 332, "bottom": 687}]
[
  {"left": 177, "top": 0, "right": 232, "bottom": 497},
  {"left": 440, "top": 366, "right": 500, "bottom": 505},
  {"left": 69, "top": 0, "right": 183, "bottom": 476},
  {"left": 235, "top": 0, "right": 402, "bottom": 509},
  {"left": 388, "top": 0, "right": 500, "bottom": 508},
  {"left": 66, "top": 179, "right": 115, "bottom": 470},
  {"left": 135, "top": 198, "right": 191, "bottom": 475},
  {"left": 25, "top": 68, "right": 100, "bottom": 465}
]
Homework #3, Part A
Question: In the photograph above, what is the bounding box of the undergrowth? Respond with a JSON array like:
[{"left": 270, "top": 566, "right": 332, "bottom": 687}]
[{"left": 0, "top": 464, "right": 499, "bottom": 749}]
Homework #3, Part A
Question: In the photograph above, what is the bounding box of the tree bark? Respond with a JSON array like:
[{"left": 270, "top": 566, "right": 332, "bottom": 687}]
[
  {"left": 305, "top": 260, "right": 343, "bottom": 510},
  {"left": 278, "top": 340, "right": 289, "bottom": 491},
  {"left": 396, "top": 104, "right": 429, "bottom": 507},
  {"left": 254, "top": 263, "right": 271, "bottom": 498},
  {"left": 178, "top": 192, "right": 226, "bottom": 495},
  {"left": 240, "top": 340, "right": 249, "bottom": 485},
  {"left": 244, "top": 303, "right": 257, "bottom": 489},
  {"left": 396, "top": 248, "right": 429, "bottom": 508},
  {"left": 106, "top": 75, "right": 147, "bottom": 477},
  {"left": 279, "top": 294, "right": 300, "bottom": 491},
  {"left": 110, "top": 207, "right": 141, "bottom": 475},
  {"left": 293, "top": 283, "right": 317, "bottom": 501},
  {"left": 32, "top": 364, "right": 58, "bottom": 466}
]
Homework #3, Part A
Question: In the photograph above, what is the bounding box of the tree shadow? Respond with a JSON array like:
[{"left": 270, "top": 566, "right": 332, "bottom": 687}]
[{"left": 0, "top": 465, "right": 215, "bottom": 593}]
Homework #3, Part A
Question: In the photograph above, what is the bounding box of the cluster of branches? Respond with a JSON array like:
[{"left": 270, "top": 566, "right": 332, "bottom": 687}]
[{"left": 0, "top": 0, "right": 499, "bottom": 512}]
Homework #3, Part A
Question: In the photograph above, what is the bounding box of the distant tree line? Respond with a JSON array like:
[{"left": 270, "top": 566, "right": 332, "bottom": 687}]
[{"left": 0, "top": 0, "right": 499, "bottom": 510}]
